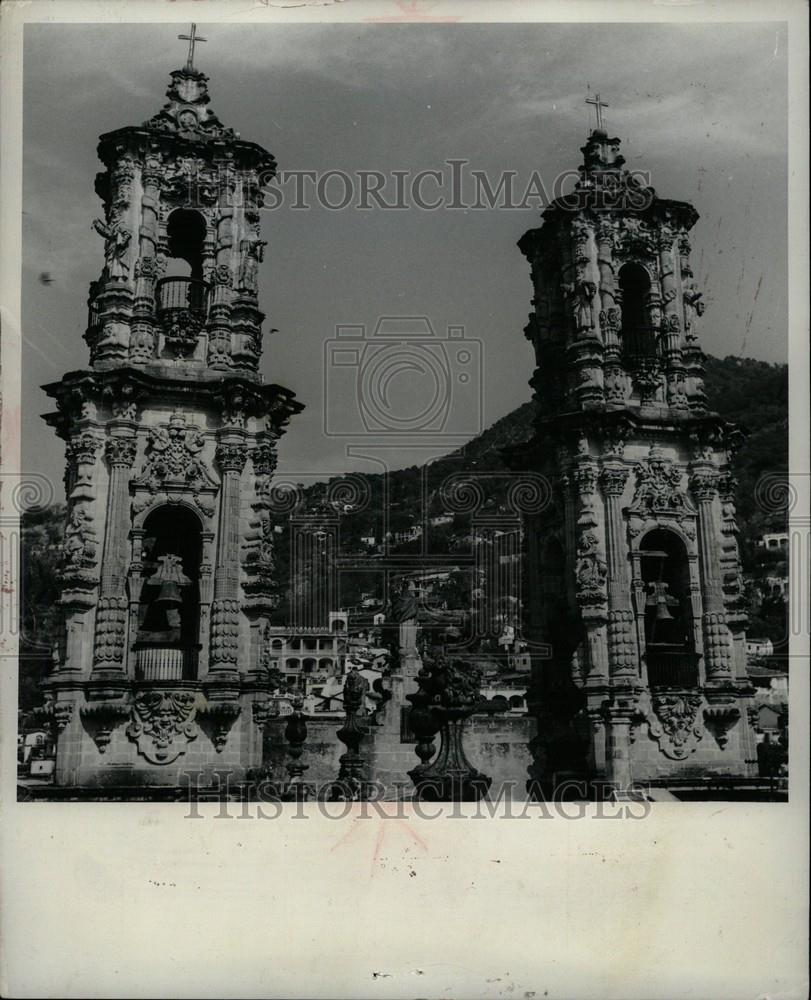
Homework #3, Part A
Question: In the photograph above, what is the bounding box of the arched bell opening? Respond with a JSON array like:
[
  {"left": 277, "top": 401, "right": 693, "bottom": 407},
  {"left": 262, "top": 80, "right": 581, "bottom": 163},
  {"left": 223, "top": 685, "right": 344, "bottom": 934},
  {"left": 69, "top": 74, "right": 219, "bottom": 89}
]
[
  {"left": 618, "top": 262, "right": 657, "bottom": 368},
  {"left": 134, "top": 505, "right": 203, "bottom": 681},
  {"left": 155, "top": 209, "right": 210, "bottom": 346},
  {"left": 640, "top": 528, "right": 699, "bottom": 688}
]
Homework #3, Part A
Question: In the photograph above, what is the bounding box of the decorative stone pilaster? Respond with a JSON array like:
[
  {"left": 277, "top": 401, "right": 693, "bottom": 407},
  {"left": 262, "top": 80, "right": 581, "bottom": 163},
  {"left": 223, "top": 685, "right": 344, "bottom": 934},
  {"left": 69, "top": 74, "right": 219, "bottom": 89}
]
[
  {"left": 209, "top": 438, "right": 247, "bottom": 678},
  {"left": 207, "top": 263, "right": 233, "bottom": 370},
  {"left": 571, "top": 458, "right": 608, "bottom": 679},
  {"left": 92, "top": 434, "right": 137, "bottom": 678},
  {"left": 600, "top": 464, "right": 636, "bottom": 679},
  {"left": 690, "top": 469, "right": 732, "bottom": 679}
]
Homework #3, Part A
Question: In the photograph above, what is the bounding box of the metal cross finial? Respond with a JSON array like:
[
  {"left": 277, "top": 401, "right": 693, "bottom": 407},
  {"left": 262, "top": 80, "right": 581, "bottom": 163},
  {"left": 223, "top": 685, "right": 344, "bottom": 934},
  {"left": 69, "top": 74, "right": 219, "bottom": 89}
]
[
  {"left": 178, "top": 23, "right": 207, "bottom": 71},
  {"left": 585, "top": 90, "right": 610, "bottom": 131}
]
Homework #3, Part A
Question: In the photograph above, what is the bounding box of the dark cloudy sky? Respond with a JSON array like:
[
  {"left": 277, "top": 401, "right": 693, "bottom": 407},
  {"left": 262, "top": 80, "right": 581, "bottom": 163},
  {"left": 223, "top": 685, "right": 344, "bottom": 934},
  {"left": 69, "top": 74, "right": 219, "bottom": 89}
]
[{"left": 22, "top": 21, "right": 787, "bottom": 499}]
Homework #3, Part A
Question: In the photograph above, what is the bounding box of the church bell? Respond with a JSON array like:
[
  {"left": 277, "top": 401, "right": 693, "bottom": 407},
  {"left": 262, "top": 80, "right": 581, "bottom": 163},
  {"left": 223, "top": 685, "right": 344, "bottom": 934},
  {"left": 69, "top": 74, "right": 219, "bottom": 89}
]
[
  {"left": 154, "top": 579, "right": 183, "bottom": 608},
  {"left": 654, "top": 601, "right": 674, "bottom": 622}
]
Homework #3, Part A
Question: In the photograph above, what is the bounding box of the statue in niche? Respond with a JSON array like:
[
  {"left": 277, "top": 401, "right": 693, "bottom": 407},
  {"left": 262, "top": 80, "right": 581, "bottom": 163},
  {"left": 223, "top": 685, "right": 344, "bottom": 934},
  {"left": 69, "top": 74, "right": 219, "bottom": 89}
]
[
  {"left": 92, "top": 217, "right": 131, "bottom": 279},
  {"left": 683, "top": 288, "right": 705, "bottom": 339},
  {"left": 564, "top": 280, "right": 597, "bottom": 334},
  {"left": 138, "top": 554, "right": 191, "bottom": 643},
  {"left": 238, "top": 236, "right": 267, "bottom": 294}
]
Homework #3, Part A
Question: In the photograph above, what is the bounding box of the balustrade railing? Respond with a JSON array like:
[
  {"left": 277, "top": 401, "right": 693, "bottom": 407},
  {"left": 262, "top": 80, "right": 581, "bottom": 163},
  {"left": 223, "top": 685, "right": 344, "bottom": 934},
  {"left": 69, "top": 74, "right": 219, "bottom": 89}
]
[
  {"left": 135, "top": 645, "right": 199, "bottom": 682},
  {"left": 155, "top": 277, "right": 210, "bottom": 318},
  {"left": 621, "top": 326, "right": 661, "bottom": 367},
  {"left": 645, "top": 646, "right": 700, "bottom": 688}
]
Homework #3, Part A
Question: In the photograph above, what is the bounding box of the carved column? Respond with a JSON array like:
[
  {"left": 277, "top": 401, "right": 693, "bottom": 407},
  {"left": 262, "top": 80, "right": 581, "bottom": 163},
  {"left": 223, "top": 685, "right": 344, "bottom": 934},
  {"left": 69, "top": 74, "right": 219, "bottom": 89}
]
[
  {"left": 209, "top": 437, "right": 247, "bottom": 679},
  {"left": 572, "top": 457, "right": 608, "bottom": 679},
  {"left": 130, "top": 154, "right": 163, "bottom": 364},
  {"left": 690, "top": 469, "right": 732, "bottom": 679},
  {"left": 92, "top": 433, "right": 137, "bottom": 680},
  {"left": 207, "top": 255, "right": 233, "bottom": 371},
  {"left": 599, "top": 464, "right": 636, "bottom": 680},
  {"left": 605, "top": 705, "right": 634, "bottom": 791}
]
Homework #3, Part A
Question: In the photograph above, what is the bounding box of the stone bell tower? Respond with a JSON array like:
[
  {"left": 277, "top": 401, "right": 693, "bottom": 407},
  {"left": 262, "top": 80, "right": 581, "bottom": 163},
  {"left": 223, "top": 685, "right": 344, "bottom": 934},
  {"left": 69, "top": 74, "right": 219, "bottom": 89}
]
[
  {"left": 509, "top": 118, "right": 757, "bottom": 793},
  {"left": 41, "top": 35, "right": 303, "bottom": 787}
]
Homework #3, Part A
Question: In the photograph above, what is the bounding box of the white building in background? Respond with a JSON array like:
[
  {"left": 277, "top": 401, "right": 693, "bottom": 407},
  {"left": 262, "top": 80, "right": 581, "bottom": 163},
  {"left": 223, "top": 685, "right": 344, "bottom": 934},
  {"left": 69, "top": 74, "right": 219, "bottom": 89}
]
[
  {"left": 265, "top": 611, "right": 349, "bottom": 695},
  {"left": 746, "top": 637, "right": 775, "bottom": 659},
  {"left": 758, "top": 532, "right": 789, "bottom": 550}
]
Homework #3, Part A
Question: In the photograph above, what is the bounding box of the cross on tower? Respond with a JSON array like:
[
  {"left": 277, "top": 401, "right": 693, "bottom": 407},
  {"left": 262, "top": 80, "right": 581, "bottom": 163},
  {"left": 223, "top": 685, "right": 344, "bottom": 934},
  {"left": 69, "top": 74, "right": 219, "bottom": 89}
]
[
  {"left": 585, "top": 91, "right": 609, "bottom": 131},
  {"left": 178, "top": 23, "right": 207, "bottom": 72}
]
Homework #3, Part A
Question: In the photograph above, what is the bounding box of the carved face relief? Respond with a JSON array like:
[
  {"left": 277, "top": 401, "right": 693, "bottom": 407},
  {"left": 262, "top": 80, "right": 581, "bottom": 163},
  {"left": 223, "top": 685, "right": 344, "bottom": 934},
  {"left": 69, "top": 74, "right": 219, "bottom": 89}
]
[{"left": 126, "top": 690, "right": 201, "bottom": 764}]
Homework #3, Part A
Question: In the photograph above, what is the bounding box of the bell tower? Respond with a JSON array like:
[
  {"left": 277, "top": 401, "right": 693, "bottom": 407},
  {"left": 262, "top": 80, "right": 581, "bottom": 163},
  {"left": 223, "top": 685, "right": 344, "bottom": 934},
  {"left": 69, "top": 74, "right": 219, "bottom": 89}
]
[
  {"left": 510, "top": 120, "right": 757, "bottom": 794},
  {"left": 42, "top": 34, "right": 303, "bottom": 786}
]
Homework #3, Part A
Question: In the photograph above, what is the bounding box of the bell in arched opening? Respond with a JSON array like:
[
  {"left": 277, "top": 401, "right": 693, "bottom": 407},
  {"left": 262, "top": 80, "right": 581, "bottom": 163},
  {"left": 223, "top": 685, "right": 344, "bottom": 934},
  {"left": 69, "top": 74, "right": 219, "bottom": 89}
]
[{"left": 639, "top": 528, "right": 698, "bottom": 688}]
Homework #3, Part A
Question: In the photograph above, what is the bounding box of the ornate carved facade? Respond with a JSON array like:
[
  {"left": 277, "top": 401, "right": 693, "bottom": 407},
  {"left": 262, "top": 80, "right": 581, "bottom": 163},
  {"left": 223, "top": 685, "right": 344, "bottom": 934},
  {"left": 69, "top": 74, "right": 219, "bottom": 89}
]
[
  {"left": 507, "top": 127, "right": 758, "bottom": 791},
  {"left": 42, "top": 54, "right": 302, "bottom": 786}
]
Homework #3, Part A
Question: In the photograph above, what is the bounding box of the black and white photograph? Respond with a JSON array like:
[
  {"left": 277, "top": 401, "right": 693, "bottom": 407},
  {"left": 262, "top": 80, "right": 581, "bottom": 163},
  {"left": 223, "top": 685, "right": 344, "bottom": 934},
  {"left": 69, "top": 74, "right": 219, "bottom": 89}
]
[{"left": 1, "top": 1, "right": 808, "bottom": 997}]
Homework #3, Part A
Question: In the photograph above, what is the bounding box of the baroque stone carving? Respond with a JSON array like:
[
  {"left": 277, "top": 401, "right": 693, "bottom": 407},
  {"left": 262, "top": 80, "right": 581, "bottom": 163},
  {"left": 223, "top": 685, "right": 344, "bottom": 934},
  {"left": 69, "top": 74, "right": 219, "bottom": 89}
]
[
  {"left": 92, "top": 217, "right": 131, "bottom": 279},
  {"left": 215, "top": 441, "right": 248, "bottom": 473},
  {"left": 105, "top": 437, "right": 137, "bottom": 467},
  {"left": 126, "top": 689, "right": 202, "bottom": 764},
  {"left": 80, "top": 698, "right": 132, "bottom": 754},
  {"left": 690, "top": 470, "right": 718, "bottom": 502},
  {"left": 135, "top": 412, "right": 214, "bottom": 492},
  {"left": 600, "top": 465, "right": 629, "bottom": 496},
  {"left": 702, "top": 612, "right": 733, "bottom": 675},
  {"left": 646, "top": 691, "right": 704, "bottom": 760},
  {"left": 630, "top": 447, "right": 692, "bottom": 517},
  {"left": 93, "top": 596, "right": 128, "bottom": 666},
  {"left": 210, "top": 599, "right": 241, "bottom": 665},
  {"left": 62, "top": 505, "right": 98, "bottom": 571},
  {"left": 197, "top": 700, "right": 242, "bottom": 752},
  {"left": 603, "top": 364, "right": 627, "bottom": 404},
  {"left": 608, "top": 609, "right": 636, "bottom": 675},
  {"left": 163, "top": 308, "right": 205, "bottom": 356},
  {"left": 703, "top": 705, "right": 741, "bottom": 749},
  {"left": 575, "top": 530, "right": 607, "bottom": 604}
]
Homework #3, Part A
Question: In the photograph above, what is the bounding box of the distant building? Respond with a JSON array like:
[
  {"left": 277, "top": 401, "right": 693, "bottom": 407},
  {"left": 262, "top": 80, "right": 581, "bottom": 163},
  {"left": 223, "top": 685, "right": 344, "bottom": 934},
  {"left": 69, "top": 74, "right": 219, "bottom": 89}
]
[
  {"left": 746, "top": 637, "right": 774, "bottom": 659},
  {"left": 265, "top": 620, "right": 348, "bottom": 696},
  {"left": 758, "top": 532, "right": 789, "bottom": 550},
  {"left": 429, "top": 514, "right": 454, "bottom": 527}
]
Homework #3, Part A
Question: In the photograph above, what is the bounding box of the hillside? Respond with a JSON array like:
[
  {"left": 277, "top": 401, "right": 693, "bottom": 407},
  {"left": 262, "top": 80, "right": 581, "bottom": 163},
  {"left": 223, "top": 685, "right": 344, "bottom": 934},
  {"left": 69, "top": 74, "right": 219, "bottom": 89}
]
[{"left": 20, "top": 354, "right": 788, "bottom": 657}]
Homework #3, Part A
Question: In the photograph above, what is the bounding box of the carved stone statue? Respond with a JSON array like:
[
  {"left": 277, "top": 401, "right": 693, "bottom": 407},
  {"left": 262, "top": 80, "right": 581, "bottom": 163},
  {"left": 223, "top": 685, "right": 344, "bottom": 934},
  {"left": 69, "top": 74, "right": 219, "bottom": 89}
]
[
  {"left": 565, "top": 280, "right": 597, "bottom": 334},
  {"left": 238, "top": 237, "right": 267, "bottom": 294},
  {"left": 683, "top": 288, "right": 705, "bottom": 339},
  {"left": 92, "top": 217, "right": 131, "bottom": 279}
]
